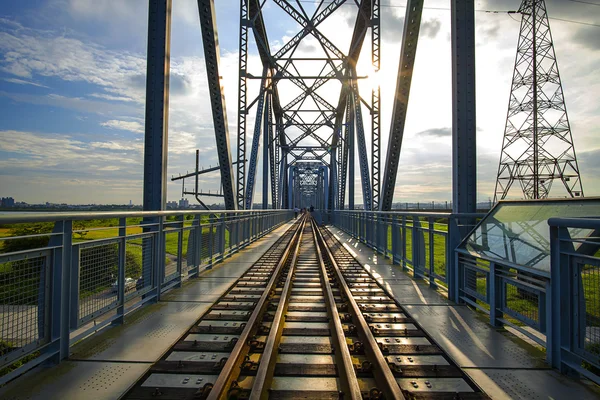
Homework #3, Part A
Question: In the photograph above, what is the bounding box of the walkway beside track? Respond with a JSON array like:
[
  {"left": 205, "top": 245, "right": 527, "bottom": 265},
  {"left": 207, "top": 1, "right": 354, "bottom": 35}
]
[
  {"left": 0, "top": 221, "right": 295, "bottom": 400},
  {"left": 326, "top": 226, "right": 600, "bottom": 399}
]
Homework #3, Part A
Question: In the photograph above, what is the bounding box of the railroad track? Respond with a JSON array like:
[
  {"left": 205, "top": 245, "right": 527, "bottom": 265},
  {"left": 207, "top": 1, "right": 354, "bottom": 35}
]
[{"left": 124, "top": 216, "right": 489, "bottom": 399}]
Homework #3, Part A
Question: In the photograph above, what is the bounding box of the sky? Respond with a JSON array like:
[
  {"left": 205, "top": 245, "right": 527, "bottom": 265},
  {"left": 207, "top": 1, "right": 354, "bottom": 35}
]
[{"left": 0, "top": 0, "right": 598, "bottom": 206}]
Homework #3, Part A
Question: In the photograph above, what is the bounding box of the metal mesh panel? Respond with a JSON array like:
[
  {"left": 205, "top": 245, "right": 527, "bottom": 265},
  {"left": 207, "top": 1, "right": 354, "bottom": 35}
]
[
  {"left": 212, "top": 222, "right": 222, "bottom": 256},
  {"left": 163, "top": 231, "right": 179, "bottom": 282},
  {"left": 581, "top": 262, "right": 600, "bottom": 360},
  {"left": 78, "top": 242, "right": 118, "bottom": 323},
  {"left": 464, "top": 265, "right": 487, "bottom": 301},
  {"left": 405, "top": 225, "right": 413, "bottom": 264},
  {"left": 125, "top": 236, "right": 153, "bottom": 300},
  {"left": 504, "top": 281, "right": 540, "bottom": 326},
  {"left": 433, "top": 232, "right": 447, "bottom": 281},
  {"left": 185, "top": 229, "right": 196, "bottom": 274},
  {"left": 0, "top": 254, "right": 48, "bottom": 363},
  {"left": 200, "top": 230, "right": 210, "bottom": 262}
]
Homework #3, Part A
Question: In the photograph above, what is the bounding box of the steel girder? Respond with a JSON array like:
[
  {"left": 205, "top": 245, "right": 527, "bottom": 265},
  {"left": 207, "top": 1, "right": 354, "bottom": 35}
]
[
  {"left": 371, "top": 0, "right": 381, "bottom": 211},
  {"left": 268, "top": 91, "right": 278, "bottom": 209},
  {"left": 236, "top": 0, "right": 249, "bottom": 209},
  {"left": 245, "top": 72, "right": 268, "bottom": 210},
  {"left": 143, "top": 0, "right": 172, "bottom": 211},
  {"left": 262, "top": 92, "right": 270, "bottom": 208},
  {"left": 339, "top": 98, "right": 353, "bottom": 209},
  {"left": 330, "top": 0, "right": 372, "bottom": 210},
  {"left": 348, "top": 97, "right": 355, "bottom": 209},
  {"left": 380, "top": 0, "right": 423, "bottom": 211},
  {"left": 198, "top": 0, "right": 236, "bottom": 210},
  {"left": 351, "top": 78, "right": 373, "bottom": 210}
]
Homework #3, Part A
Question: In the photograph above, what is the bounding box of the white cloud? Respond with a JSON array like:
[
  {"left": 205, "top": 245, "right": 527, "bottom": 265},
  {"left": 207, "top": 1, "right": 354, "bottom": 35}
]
[
  {"left": 3, "top": 77, "right": 49, "bottom": 88},
  {"left": 101, "top": 119, "right": 144, "bottom": 134}
]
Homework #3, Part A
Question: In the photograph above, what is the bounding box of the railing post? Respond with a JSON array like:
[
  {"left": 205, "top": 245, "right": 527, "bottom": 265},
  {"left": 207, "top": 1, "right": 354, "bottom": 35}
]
[
  {"left": 428, "top": 217, "right": 436, "bottom": 288},
  {"left": 392, "top": 215, "right": 400, "bottom": 264},
  {"left": 208, "top": 214, "right": 215, "bottom": 268},
  {"left": 401, "top": 215, "right": 408, "bottom": 272},
  {"left": 115, "top": 217, "right": 126, "bottom": 325},
  {"left": 176, "top": 214, "right": 184, "bottom": 284},
  {"left": 220, "top": 213, "right": 226, "bottom": 256},
  {"left": 190, "top": 215, "right": 202, "bottom": 277},
  {"left": 155, "top": 216, "right": 164, "bottom": 299},
  {"left": 488, "top": 262, "right": 503, "bottom": 327},
  {"left": 412, "top": 216, "right": 421, "bottom": 279},
  {"left": 48, "top": 220, "right": 73, "bottom": 362},
  {"left": 448, "top": 214, "right": 461, "bottom": 302}
]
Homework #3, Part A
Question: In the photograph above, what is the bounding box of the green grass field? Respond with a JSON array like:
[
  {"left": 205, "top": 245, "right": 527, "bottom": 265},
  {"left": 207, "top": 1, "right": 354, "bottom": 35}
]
[{"left": 386, "top": 219, "right": 448, "bottom": 284}]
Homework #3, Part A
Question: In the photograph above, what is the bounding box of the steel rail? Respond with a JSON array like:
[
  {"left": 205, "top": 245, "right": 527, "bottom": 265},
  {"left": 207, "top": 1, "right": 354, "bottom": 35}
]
[
  {"left": 314, "top": 224, "right": 406, "bottom": 400},
  {"left": 205, "top": 217, "right": 305, "bottom": 400},
  {"left": 310, "top": 217, "right": 363, "bottom": 399},
  {"left": 249, "top": 217, "right": 306, "bottom": 398}
]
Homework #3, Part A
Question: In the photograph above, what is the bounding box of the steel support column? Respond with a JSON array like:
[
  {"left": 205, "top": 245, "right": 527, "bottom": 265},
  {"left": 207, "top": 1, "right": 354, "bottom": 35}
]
[
  {"left": 451, "top": 0, "right": 477, "bottom": 215},
  {"left": 143, "top": 0, "right": 172, "bottom": 211},
  {"left": 198, "top": 0, "right": 237, "bottom": 210},
  {"left": 450, "top": 0, "right": 476, "bottom": 302}
]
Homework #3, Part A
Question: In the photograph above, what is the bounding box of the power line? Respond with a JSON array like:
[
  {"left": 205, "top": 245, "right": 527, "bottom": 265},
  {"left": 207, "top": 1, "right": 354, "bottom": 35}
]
[
  {"left": 295, "top": 1, "right": 599, "bottom": 27},
  {"left": 568, "top": 0, "right": 600, "bottom": 6}
]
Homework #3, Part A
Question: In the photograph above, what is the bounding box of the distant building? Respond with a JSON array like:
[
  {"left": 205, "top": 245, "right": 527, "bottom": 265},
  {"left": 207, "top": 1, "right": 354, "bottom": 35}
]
[
  {"left": 167, "top": 201, "right": 178, "bottom": 209},
  {"left": 179, "top": 198, "right": 189, "bottom": 209},
  {"left": 1, "top": 197, "right": 15, "bottom": 207}
]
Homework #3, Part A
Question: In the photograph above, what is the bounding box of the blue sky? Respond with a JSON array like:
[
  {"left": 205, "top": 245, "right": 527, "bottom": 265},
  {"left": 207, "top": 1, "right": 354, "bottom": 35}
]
[{"left": 0, "top": 0, "right": 598, "bottom": 205}]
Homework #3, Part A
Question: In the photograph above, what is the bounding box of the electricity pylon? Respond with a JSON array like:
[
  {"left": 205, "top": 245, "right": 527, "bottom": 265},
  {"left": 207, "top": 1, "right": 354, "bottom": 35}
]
[{"left": 494, "top": 0, "right": 584, "bottom": 201}]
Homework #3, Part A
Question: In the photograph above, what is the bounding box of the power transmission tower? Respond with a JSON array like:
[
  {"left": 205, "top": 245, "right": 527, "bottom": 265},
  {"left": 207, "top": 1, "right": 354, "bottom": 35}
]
[{"left": 494, "top": 0, "right": 584, "bottom": 201}]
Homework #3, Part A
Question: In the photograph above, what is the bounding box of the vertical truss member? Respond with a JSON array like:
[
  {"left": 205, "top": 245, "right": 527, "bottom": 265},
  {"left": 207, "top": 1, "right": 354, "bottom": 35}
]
[
  {"left": 198, "top": 0, "right": 237, "bottom": 210},
  {"left": 237, "top": 0, "right": 249, "bottom": 209},
  {"left": 371, "top": 0, "right": 381, "bottom": 211},
  {"left": 380, "top": 0, "right": 423, "bottom": 211},
  {"left": 494, "top": 0, "right": 584, "bottom": 200}
]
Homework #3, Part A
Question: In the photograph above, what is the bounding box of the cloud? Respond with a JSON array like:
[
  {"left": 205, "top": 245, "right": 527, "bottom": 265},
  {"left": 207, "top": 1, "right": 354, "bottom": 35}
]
[
  {"left": 0, "top": 91, "right": 142, "bottom": 115},
  {"left": 416, "top": 127, "right": 451, "bottom": 137},
  {"left": 0, "top": 19, "right": 147, "bottom": 102},
  {"left": 421, "top": 19, "right": 442, "bottom": 39},
  {"left": 89, "top": 93, "right": 136, "bottom": 102},
  {"left": 3, "top": 77, "right": 49, "bottom": 88},
  {"left": 101, "top": 119, "right": 144, "bottom": 134},
  {"left": 572, "top": 27, "right": 600, "bottom": 51}
]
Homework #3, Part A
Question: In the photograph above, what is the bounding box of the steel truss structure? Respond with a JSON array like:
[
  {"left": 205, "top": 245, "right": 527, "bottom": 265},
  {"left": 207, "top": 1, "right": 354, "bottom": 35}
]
[
  {"left": 494, "top": 0, "right": 584, "bottom": 201},
  {"left": 144, "top": 0, "right": 478, "bottom": 219}
]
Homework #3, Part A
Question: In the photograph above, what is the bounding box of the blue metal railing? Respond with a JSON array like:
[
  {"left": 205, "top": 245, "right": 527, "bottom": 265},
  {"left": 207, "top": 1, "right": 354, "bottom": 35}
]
[
  {"left": 332, "top": 210, "right": 600, "bottom": 383},
  {"left": 548, "top": 217, "right": 600, "bottom": 384},
  {"left": 0, "top": 209, "right": 292, "bottom": 384},
  {"left": 331, "top": 210, "right": 482, "bottom": 292}
]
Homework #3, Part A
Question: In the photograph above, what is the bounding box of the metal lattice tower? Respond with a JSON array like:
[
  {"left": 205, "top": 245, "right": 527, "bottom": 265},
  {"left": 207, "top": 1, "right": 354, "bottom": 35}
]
[{"left": 494, "top": 0, "right": 584, "bottom": 201}]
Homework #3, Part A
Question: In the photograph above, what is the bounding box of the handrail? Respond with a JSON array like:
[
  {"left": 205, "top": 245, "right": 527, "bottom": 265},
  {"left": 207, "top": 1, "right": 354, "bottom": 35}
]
[
  {"left": 0, "top": 208, "right": 291, "bottom": 224},
  {"left": 548, "top": 217, "right": 600, "bottom": 229}
]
